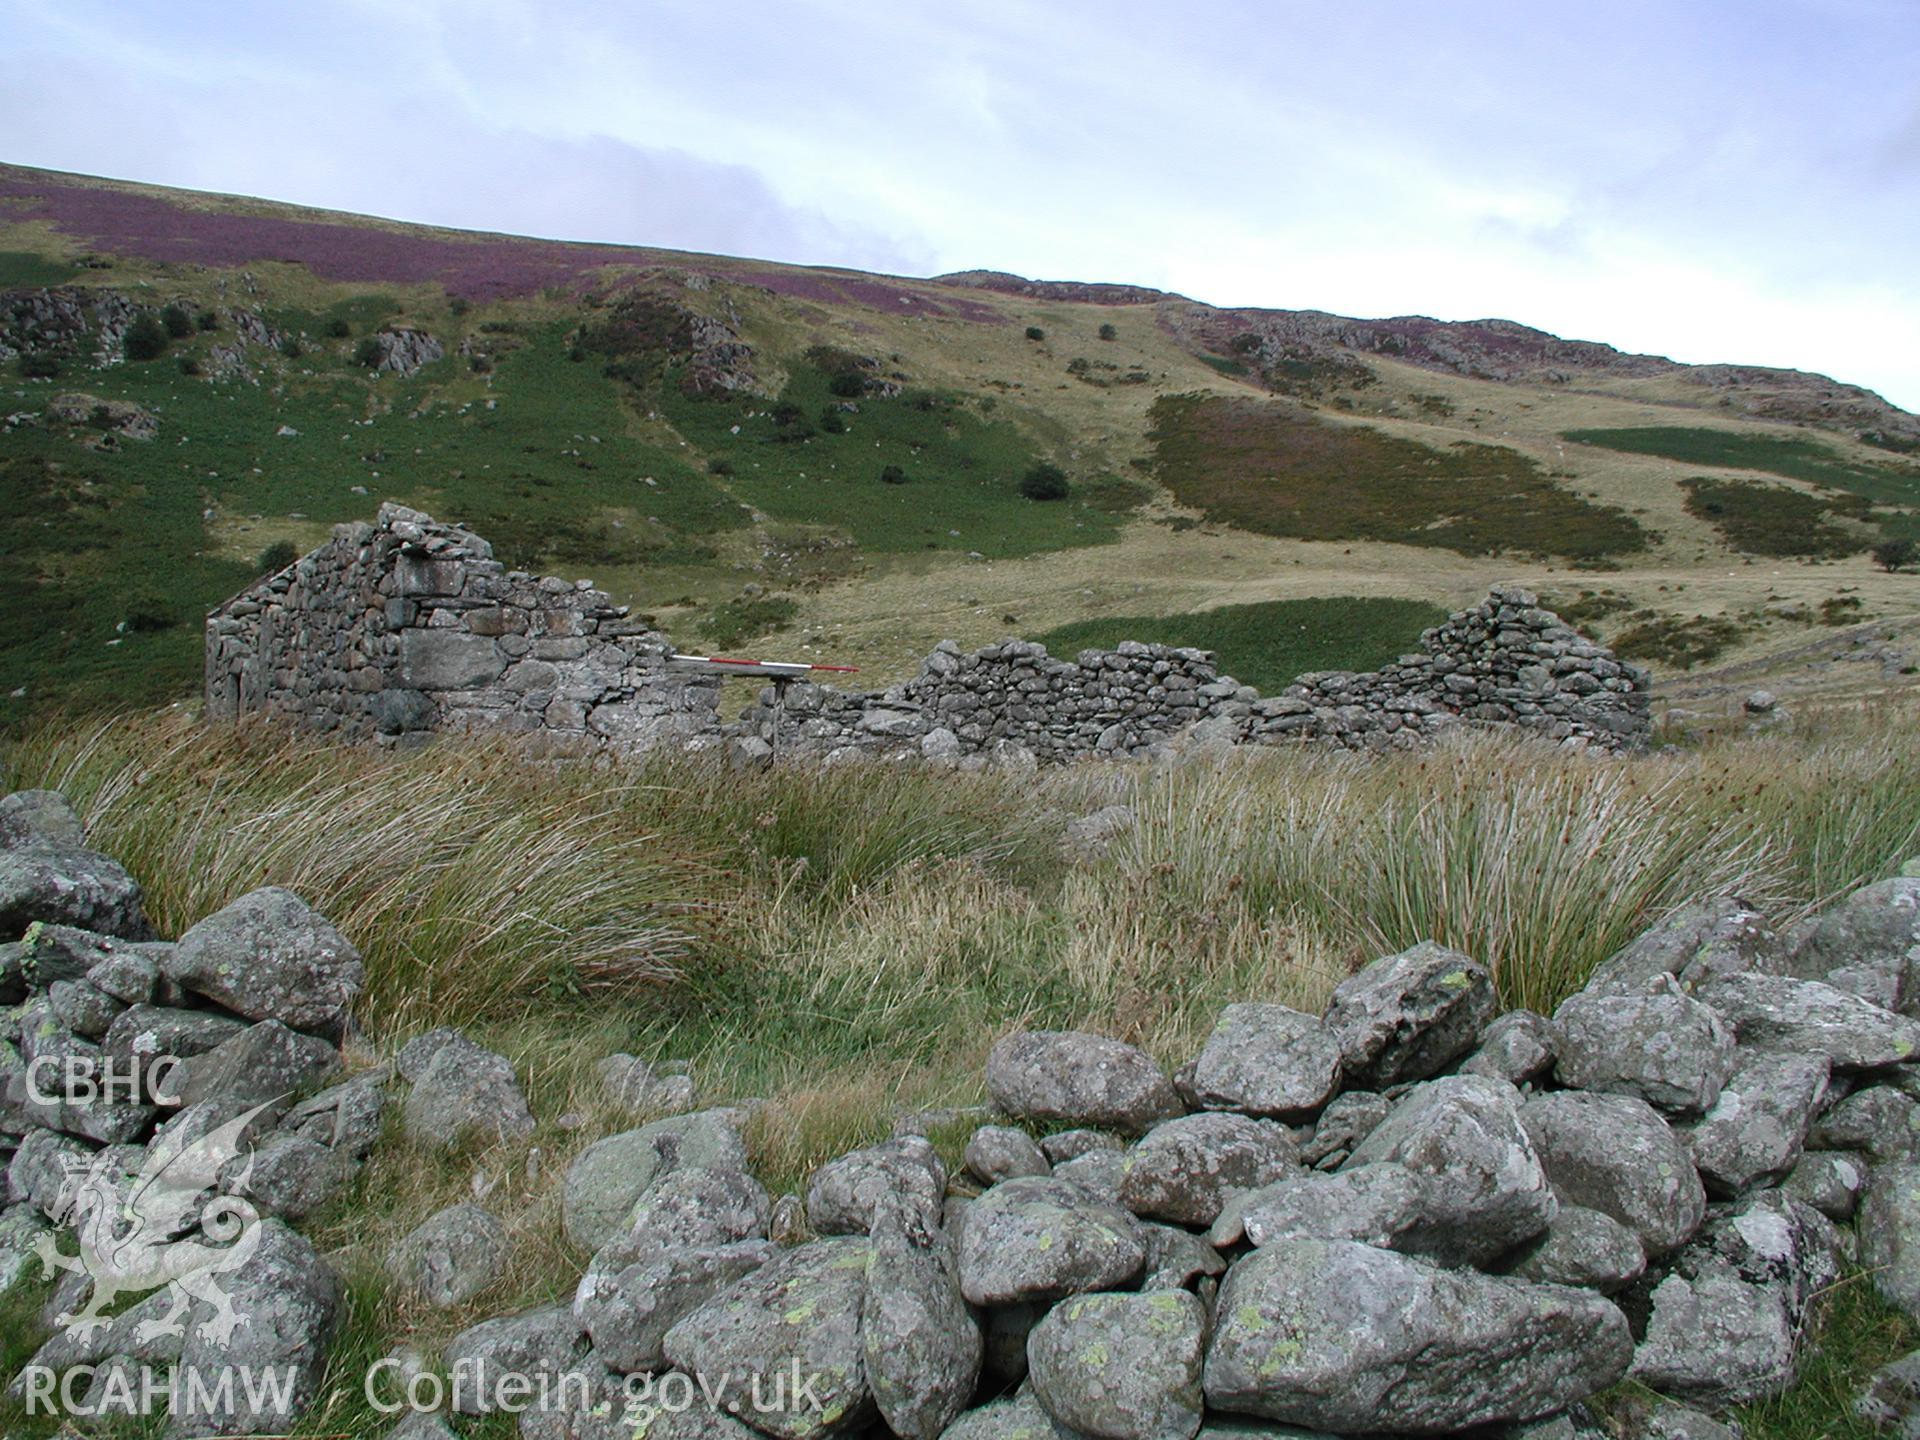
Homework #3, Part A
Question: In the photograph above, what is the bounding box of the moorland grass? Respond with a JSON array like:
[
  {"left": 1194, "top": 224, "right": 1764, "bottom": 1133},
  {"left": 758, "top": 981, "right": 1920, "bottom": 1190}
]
[
  {"left": 1032, "top": 596, "right": 1447, "bottom": 694},
  {"left": 1151, "top": 394, "right": 1649, "bottom": 561},
  {"left": 5, "top": 709, "right": 1920, "bottom": 1436}
]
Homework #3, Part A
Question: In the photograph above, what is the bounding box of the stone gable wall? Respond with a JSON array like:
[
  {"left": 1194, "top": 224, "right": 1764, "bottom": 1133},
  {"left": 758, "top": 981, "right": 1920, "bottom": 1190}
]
[
  {"left": 204, "top": 503, "right": 723, "bottom": 749},
  {"left": 206, "top": 507, "right": 1651, "bottom": 760}
]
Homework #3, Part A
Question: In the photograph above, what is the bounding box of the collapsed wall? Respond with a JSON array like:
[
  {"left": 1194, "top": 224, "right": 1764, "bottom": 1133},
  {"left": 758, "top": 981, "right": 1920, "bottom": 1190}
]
[
  {"left": 205, "top": 506, "right": 1652, "bottom": 759},
  {"left": 204, "top": 504, "right": 723, "bottom": 749},
  {"left": 735, "top": 588, "right": 1652, "bottom": 762}
]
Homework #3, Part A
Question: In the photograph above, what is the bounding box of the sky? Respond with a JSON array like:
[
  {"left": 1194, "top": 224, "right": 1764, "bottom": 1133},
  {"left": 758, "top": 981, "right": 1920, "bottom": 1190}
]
[{"left": 4, "top": 0, "right": 1918, "bottom": 409}]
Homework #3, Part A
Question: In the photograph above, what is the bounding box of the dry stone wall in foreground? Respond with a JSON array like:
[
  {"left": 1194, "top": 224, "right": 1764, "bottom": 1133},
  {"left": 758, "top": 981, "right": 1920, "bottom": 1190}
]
[{"left": 9, "top": 788, "right": 1920, "bottom": 1438}]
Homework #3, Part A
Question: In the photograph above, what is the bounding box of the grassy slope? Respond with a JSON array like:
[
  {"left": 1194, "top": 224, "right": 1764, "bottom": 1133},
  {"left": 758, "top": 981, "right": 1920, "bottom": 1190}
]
[
  {"left": 1033, "top": 596, "right": 1447, "bottom": 694},
  {"left": 6, "top": 165, "right": 1920, "bottom": 711},
  {"left": 6, "top": 708, "right": 1920, "bottom": 1435}
]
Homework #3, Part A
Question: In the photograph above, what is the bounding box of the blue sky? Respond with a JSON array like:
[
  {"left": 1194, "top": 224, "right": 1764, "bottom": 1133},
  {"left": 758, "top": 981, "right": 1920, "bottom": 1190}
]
[{"left": 4, "top": 0, "right": 1917, "bottom": 408}]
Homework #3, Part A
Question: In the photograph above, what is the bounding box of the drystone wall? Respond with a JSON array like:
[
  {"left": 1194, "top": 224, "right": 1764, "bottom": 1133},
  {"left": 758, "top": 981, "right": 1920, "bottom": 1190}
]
[
  {"left": 206, "top": 505, "right": 1651, "bottom": 760},
  {"left": 13, "top": 784, "right": 1920, "bottom": 1438},
  {"left": 734, "top": 587, "right": 1652, "bottom": 763},
  {"left": 205, "top": 503, "right": 723, "bottom": 750}
]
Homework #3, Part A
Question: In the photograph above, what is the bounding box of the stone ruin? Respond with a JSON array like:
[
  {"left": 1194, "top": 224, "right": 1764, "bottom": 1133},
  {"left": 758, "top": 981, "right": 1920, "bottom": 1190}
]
[
  {"left": 11, "top": 785, "right": 1920, "bottom": 1438},
  {"left": 205, "top": 503, "right": 1653, "bottom": 760}
]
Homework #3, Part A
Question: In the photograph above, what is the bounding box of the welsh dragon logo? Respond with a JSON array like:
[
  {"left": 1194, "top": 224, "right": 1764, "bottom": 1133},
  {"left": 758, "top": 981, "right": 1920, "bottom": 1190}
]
[{"left": 33, "top": 1101, "right": 274, "bottom": 1344}]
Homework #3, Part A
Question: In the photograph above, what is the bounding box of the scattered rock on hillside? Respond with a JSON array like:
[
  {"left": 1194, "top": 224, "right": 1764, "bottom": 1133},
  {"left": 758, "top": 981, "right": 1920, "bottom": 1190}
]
[
  {"left": 402, "top": 1029, "right": 535, "bottom": 1150},
  {"left": 562, "top": 1108, "right": 750, "bottom": 1250},
  {"left": 1118, "top": 1113, "right": 1297, "bottom": 1226},
  {"left": 1788, "top": 877, "right": 1920, "bottom": 1012},
  {"left": 807, "top": 1134, "right": 947, "bottom": 1236},
  {"left": 0, "top": 790, "right": 86, "bottom": 851},
  {"left": 388, "top": 1203, "right": 509, "bottom": 1308}
]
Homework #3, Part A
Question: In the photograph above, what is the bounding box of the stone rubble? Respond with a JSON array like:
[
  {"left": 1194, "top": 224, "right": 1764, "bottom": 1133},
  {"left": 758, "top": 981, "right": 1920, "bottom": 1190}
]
[{"left": 10, "top": 793, "right": 1920, "bottom": 1439}]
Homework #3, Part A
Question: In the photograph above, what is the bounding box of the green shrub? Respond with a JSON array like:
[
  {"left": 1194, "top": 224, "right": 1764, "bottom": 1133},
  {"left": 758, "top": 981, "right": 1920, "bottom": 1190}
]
[
  {"left": 1020, "top": 463, "right": 1070, "bottom": 501},
  {"left": 708, "top": 458, "right": 735, "bottom": 477},
  {"left": 178, "top": 357, "right": 201, "bottom": 377},
  {"left": 1098, "top": 322, "right": 1117, "bottom": 341},
  {"left": 160, "top": 305, "right": 193, "bottom": 338},
  {"left": 1874, "top": 538, "right": 1917, "bottom": 573},
  {"left": 1024, "top": 326, "right": 1045, "bottom": 342},
  {"left": 354, "top": 336, "right": 385, "bottom": 368},
  {"left": 325, "top": 317, "right": 353, "bottom": 338},
  {"left": 123, "top": 313, "right": 169, "bottom": 362},
  {"left": 120, "top": 593, "right": 176, "bottom": 632},
  {"left": 880, "top": 465, "right": 907, "bottom": 485},
  {"left": 827, "top": 371, "right": 866, "bottom": 399},
  {"left": 279, "top": 335, "right": 304, "bottom": 359},
  {"left": 17, "top": 353, "right": 60, "bottom": 379},
  {"left": 818, "top": 408, "right": 847, "bottom": 435},
  {"left": 703, "top": 593, "right": 800, "bottom": 648},
  {"left": 256, "top": 540, "right": 299, "bottom": 574},
  {"left": 195, "top": 310, "right": 219, "bottom": 332}
]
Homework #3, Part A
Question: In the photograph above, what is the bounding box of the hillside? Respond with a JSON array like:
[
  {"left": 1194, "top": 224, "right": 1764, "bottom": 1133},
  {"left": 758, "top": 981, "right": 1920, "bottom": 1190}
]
[{"left": 5, "top": 162, "right": 1920, "bottom": 722}]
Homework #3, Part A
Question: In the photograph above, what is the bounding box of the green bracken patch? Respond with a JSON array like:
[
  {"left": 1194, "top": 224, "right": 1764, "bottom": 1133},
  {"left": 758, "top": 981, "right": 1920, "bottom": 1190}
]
[
  {"left": 1612, "top": 612, "right": 1746, "bottom": 670},
  {"left": 1679, "top": 475, "right": 1874, "bottom": 558},
  {"left": 1033, "top": 596, "right": 1446, "bottom": 695},
  {"left": 1151, "top": 395, "right": 1648, "bottom": 561},
  {"left": 1565, "top": 425, "right": 1920, "bottom": 510}
]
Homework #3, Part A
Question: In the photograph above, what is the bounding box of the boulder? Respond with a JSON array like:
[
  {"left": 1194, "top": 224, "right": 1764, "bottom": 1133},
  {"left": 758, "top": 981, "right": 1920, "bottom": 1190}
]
[
  {"left": 621, "top": 1166, "right": 771, "bottom": 1253},
  {"left": 1521, "top": 1091, "right": 1706, "bottom": 1255},
  {"left": 562, "top": 1109, "right": 749, "bottom": 1251},
  {"left": 1551, "top": 983, "right": 1734, "bottom": 1113},
  {"left": 1210, "top": 1162, "right": 1427, "bottom": 1251},
  {"left": 165, "top": 887, "right": 362, "bottom": 1036},
  {"left": 1041, "top": 1129, "right": 1122, "bottom": 1163},
  {"left": 1855, "top": 1349, "right": 1920, "bottom": 1437},
  {"left": 577, "top": 1240, "right": 773, "bottom": 1374},
  {"left": 1789, "top": 877, "right": 1920, "bottom": 1012},
  {"left": 1322, "top": 941, "right": 1496, "bottom": 1088},
  {"left": 1344, "top": 1074, "right": 1556, "bottom": 1266},
  {"left": 1029, "top": 1289, "right": 1206, "bottom": 1440},
  {"left": 1118, "top": 1113, "right": 1297, "bottom": 1226},
  {"left": 1583, "top": 897, "right": 1779, "bottom": 997},
  {"left": 172, "top": 1220, "right": 343, "bottom": 1435},
  {"left": 986, "top": 1031, "right": 1181, "bottom": 1133},
  {"left": 1300, "top": 1090, "right": 1393, "bottom": 1169},
  {"left": 1681, "top": 1049, "right": 1829, "bottom": 1194},
  {"left": 663, "top": 1237, "right": 875, "bottom": 1440},
  {"left": 1861, "top": 1163, "right": 1920, "bottom": 1320},
  {"left": 956, "top": 1175, "right": 1145, "bottom": 1305},
  {"left": 1695, "top": 973, "right": 1920, "bottom": 1069},
  {"left": 965, "top": 1125, "right": 1049, "bottom": 1184},
  {"left": 0, "top": 789, "right": 86, "bottom": 850},
  {"left": 402, "top": 1030, "right": 536, "bottom": 1150},
  {"left": 386, "top": 1202, "right": 508, "bottom": 1307},
  {"left": 1809, "top": 1085, "right": 1920, "bottom": 1162},
  {"left": 278, "top": 1074, "right": 387, "bottom": 1157},
  {"left": 1499, "top": 1204, "right": 1646, "bottom": 1292},
  {"left": 1630, "top": 1192, "right": 1843, "bottom": 1405},
  {"left": 1462, "top": 1010, "right": 1556, "bottom": 1086},
  {"left": 1177, "top": 1003, "right": 1343, "bottom": 1118},
  {"left": 172, "top": 1019, "right": 344, "bottom": 1108},
  {"left": 1782, "top": 1149, "right": 1869, "bottom": 1220},
  {"left": 0, "top": 846, "right": 148, "bottom": 940},
  {"left": 223, "top": 1133, "right": 355, "bottom": 1220},
  {"left": 807, "top": 1134, "right": 946, "bottom": 1236},
  {"left": 444, "top": 1304, "right": 588, "bottom": 1415},
  {"left": 1203, "top": 1238, "right": 1633, "bottom": 1432},
  {"left": 861, "top": 1195, "right": 980, "bottom": 1440},
  {"left": 941, "top": 1393, "right": 1073, "bottom": 1440}
]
